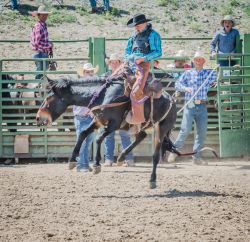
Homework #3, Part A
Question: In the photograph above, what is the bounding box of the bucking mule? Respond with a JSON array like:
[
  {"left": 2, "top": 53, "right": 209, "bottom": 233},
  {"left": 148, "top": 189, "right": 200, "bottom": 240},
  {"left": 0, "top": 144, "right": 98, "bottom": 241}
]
[{"left": 36, "top": 64, "right": 181, "bottom": 188}]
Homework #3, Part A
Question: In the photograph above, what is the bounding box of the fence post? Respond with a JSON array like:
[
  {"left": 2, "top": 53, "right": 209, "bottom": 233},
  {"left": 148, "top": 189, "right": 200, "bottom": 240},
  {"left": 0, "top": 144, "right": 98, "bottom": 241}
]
[
  {"left": 242, "top": 34, "right": 250, "bottom": 128},
  {"left": 236, "top": 34, "right": 242, "bottom": 54},
  {"left": 88, "top": 37, "right": 93, "bottom": 65},
  {"left": 0, "top": 60, "right": 2, "bottom": 157},
  {"left": 91, "top": 37, "right": 106, "bottom": 75}
]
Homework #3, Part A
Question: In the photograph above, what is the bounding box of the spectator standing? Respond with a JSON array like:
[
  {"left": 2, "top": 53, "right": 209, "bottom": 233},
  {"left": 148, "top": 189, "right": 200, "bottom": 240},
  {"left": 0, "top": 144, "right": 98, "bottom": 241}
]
[
  {"left": 89, "top": 0, "right": 110, "bottom": 13},
  {"left": 167, "top": 50, "right": 192, "bottom": 79},
  {"left": 30, "top": 6, "right": 53, "bottom": 79},
  {"left": 168, "top": 52, "right": 217, "bottom": 165},
  {"left": 102, "top": 53, "right": 134, "bottom": 167},
  {"left": 210, "top": 15, "right": 240, "bottom": 66},
  {"left": 124, "top": 13, "right": 162, "bottom": 134},
  {"left": 167, "top": 50, "right": 192, "bottom": 69},
  {"left": 70, "top": 63, "right": 98, "bottom": 172},
  {"left": 11, "top": 0, "right": 18, "bottom": 10}
]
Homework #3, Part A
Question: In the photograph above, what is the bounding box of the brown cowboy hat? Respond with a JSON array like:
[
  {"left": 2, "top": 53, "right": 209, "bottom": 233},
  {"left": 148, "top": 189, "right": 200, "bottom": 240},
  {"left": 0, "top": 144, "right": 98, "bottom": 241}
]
[{"left": 127, "top": 13, "right": 151, "bottom": 27}]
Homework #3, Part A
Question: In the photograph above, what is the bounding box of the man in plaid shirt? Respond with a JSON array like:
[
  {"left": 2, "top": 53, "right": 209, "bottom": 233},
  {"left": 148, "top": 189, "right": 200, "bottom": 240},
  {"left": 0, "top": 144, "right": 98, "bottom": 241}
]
[
  {"left": 30, "top": 6, "right": 53, "bottom": 79},
  {"left": 168, "top": 52, "right": 217, "bottom": 165}
]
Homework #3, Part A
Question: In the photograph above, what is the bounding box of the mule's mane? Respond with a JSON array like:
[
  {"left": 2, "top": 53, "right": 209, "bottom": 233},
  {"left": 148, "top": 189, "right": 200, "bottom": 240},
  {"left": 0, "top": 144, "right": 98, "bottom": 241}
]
[{"left": 48, "top": 76, "right": 106, "bottom": 89}]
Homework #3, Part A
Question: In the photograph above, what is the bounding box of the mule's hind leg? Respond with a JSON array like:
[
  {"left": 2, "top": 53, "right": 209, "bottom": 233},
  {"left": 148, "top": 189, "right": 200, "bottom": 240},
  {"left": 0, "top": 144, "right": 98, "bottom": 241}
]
[
  {"left": 149, "top": 140, "right": 162, "bottom": 189},
  {"left": 149, "top": 123, "right": 172, "bottom": 189},
  {"left": 69, "top": 121, "right": 98, "bottom": 169},
  {"left": 117, "top": 131, "right": 147, "bottom": 166}
]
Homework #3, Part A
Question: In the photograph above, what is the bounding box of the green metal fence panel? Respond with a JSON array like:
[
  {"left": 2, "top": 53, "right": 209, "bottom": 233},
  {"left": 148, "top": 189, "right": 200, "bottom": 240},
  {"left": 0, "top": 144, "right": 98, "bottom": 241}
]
[
  {"left": 1, "top": 36, "right": 249, "bottom": 160},
  {"left": 91, "top": 37, "right": 106, "bottom": 75},
  {"left": 0, "top": 56, "right": 89, "bottom": 159},
  {"left": 217, "top": 64, "right": 250, "bottom": 157}
]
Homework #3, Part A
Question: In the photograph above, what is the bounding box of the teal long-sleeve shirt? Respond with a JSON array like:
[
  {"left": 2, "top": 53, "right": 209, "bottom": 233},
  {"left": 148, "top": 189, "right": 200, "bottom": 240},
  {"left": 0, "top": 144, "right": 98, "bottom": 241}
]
[{"left": 124, "top": 29, "right": 162, "bottom": 62}]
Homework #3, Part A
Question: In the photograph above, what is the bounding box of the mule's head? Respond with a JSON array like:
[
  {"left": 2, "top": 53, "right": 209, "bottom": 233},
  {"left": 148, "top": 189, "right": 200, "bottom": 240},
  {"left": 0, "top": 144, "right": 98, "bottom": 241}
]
[{"left": 36, "top": 77, "right": 70, "bottom": 126}]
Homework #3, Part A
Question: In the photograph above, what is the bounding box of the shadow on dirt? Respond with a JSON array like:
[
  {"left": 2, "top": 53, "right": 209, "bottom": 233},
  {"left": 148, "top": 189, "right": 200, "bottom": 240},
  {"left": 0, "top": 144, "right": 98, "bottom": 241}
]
[
  {"left": 237, "top": 165, "right": 250, "bottom": 170},
  {"left": 15, "top": 4, "right": 37, "bottom": 15},
  {"left": 91, "top": 189, "right": 243, "bottom": 200},
  {"left": 103, "top": 165, "right": 182, "bottom": 174},
  {"left": 145, "top": 189, "right": 243, "bottom": 199}
]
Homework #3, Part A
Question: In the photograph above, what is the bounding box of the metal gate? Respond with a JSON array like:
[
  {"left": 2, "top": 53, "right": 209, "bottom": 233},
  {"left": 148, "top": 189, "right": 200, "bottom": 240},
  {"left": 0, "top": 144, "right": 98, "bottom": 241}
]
[{"left": 217, "top": 53, "right": 250, "bottom": 157}]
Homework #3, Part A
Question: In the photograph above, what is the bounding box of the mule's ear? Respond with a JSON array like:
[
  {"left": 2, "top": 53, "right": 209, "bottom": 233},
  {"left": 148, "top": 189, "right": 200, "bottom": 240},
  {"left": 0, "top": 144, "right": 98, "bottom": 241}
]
[
  {"left": 44, "top": 75, "right": 54, "bottom": 85},
  {"left": 43, "top": 75, "right": 58, "bottom": 88}
]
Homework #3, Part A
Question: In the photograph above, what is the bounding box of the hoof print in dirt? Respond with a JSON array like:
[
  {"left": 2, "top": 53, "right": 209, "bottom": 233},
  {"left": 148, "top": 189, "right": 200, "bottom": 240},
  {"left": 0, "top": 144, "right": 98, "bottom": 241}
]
[
  {"left": 93, "top": 165, "right": 101, "bottom": 174},
  {"left": 150, "top": 181, "right": 157, "bottom": 189},
  {"left": 116, "top": 161, "right": 124, "bottom": 166},
  {"left": 68, "top": 161, "right": 77, "bottom": 170}
]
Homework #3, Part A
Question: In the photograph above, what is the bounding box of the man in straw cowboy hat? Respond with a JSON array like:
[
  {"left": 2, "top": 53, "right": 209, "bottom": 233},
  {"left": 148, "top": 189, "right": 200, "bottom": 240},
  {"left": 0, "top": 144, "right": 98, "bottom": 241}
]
[
  {"left": 167, "top": 49, "right": 192, "bottom": 79},
  {"left": 210, "top": 15, "right": 240, "bottom": 66},
  {"left": 167, "top": 50, "right": 192, "bottom": 69},
  {"left": 30, "top": 5, "right": 53, "bottom": 79},
  {"left": 124, "top": 13, "right": 162, "bottom": 134},
  {"left": 78, "top": 62, "right": 99, "bottom": 77},
  {"left": 70, "top": 63, "right": 98, "bottom": 172},
  {"left": 168, "top": 51, "right": 217, "bottom": 165},
  {"left": 102, "top": 53, "right": 134, "bottom": 167}
]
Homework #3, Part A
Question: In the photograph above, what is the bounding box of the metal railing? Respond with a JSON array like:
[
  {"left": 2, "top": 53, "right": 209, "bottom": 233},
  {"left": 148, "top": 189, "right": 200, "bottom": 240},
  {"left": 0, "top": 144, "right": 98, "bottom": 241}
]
[{"left": 1, "top": 35, "right": 249, "bottom": 160}]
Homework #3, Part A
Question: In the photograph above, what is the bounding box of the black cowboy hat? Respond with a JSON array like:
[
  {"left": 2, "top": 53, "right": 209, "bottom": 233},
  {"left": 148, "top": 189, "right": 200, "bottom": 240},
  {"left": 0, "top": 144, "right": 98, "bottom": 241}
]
[{"left": 127, "top": 14, "right": 152, "bottom": 27}]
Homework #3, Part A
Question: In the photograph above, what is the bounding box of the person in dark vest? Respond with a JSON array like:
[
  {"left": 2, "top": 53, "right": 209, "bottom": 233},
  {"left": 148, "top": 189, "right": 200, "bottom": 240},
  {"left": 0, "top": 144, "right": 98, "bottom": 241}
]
[{"left": 124, "top": 13, "right": 162, "bottom": 134}]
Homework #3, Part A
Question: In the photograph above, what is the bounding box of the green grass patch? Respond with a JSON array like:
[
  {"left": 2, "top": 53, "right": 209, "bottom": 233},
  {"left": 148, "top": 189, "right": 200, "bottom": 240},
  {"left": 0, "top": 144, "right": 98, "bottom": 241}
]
[
  {"left": 76, "top": 6, "right": 88, "bottom": 16},
  {"left": 230, "top": 0, "right": 241, "bottom": 7},
  {"left": 220, "top": 6, "right": 234, "bottom": 16},
  {"left": 0, "top": 8, "right": 77, "bottom": 26},
  {"left": 46, "top": 8, "right": 77, "bottom": 26},
  {"left": 189, "top": 21, "right": 203, "bottom": 33},
  {"left": 244, "top": 6, "right": 250, "bottom": 16},
  {"left": 158, "top": 0, "right": 180, "bottom": 9},
  {"left": 0, "top": 10, "right": 34, "bottom": 25}
]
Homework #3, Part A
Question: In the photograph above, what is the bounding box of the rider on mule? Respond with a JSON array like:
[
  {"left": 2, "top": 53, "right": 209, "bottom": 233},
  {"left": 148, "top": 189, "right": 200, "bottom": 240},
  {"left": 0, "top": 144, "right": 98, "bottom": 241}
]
[{"left": 125, "top": 13, "right": 162, "bottom": 134}]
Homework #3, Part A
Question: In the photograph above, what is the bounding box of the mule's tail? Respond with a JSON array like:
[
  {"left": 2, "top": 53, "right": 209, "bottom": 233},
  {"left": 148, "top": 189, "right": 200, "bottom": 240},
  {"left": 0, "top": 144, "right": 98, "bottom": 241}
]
[{"left": 161, "top": 136, "right": 195, "bottom": 159}]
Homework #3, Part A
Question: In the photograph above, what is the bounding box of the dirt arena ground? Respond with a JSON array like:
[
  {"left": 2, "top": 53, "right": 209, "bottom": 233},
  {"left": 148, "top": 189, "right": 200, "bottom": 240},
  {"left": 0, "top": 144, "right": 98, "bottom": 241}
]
[{"left": 0, "top": 159, "right": 249, "bottom": 242}]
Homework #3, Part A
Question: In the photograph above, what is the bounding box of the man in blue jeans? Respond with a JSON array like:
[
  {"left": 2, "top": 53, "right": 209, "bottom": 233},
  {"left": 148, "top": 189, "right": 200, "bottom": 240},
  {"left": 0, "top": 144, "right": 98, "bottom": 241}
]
[
  {"left": 102, "top": 53, "right": 134, "bottom": 167},
  {"left": 30, "top": 6, "right": 53, "bottom": 79},
  {"left": 89, "top": 0, "right": 110, "bottom": 13},
  {"left": 70, "top": 63, "right": 98, "bottom": 172},
  {"left": 168, "top": 52, "right": 217, "bottom": 165},
  {"left": 11, "top": 0, "right": 18, "bottom": 10},
  {"left": 73, "top": 110, "right": 94, "bottom": 172}
]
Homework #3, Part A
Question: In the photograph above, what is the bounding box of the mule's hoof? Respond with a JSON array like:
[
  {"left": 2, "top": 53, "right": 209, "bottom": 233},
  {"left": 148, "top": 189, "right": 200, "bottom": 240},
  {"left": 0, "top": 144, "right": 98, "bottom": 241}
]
[
  {"left": 93, "top": 165, "right": 101, "bottom": 174},
  {"left": 68, "top": 161, "right": 77, "bottom": 170},
  {"left": 150, "top": 181, "right": 157, "bottom": 189},
  {"left": 116, "top": 161, "right": 124, "bottom": 166}
]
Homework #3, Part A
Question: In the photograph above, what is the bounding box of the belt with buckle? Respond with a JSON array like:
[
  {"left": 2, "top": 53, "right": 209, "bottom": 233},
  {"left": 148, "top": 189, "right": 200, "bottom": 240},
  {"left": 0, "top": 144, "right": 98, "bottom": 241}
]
[{"left": 194, "top": 100, "right": 207, "bottom": 105}]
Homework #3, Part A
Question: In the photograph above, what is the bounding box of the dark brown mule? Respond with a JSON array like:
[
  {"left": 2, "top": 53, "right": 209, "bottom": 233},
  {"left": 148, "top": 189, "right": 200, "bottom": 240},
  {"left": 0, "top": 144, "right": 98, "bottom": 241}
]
[{"left": 36, "top": 64, "right": 180, "bottom": 189}]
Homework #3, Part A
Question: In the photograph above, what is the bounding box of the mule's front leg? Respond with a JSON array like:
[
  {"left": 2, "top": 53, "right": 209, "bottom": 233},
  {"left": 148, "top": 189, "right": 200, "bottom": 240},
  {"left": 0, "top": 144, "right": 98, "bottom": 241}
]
[
  {"left": 149, "top": 142, "right": 161, "bottom": 189},
  {"left": 69, "top": 121, "right": 97, "bottom": 169},
  {"left": 93, "top": 127, "right": 114, "bottom": 174}
]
